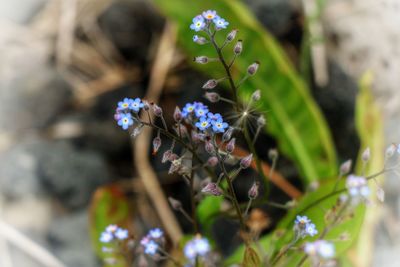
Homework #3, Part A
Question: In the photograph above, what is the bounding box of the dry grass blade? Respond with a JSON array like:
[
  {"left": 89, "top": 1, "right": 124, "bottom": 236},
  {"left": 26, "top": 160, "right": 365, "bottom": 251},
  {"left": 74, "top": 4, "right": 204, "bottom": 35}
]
[
  {"left": 133, "top": 23, "right": 183, "bottom": 244},
  {"left": 0, "top": 219, "right": 67, "bottom": 267}
]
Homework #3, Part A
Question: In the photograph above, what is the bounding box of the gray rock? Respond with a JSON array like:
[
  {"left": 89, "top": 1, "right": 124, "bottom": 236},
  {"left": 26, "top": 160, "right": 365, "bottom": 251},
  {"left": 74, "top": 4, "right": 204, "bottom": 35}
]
[
  {"left": 0, "top": 139, "right": 111, "bottom": 209},
  {"left": 0, "top": 21, "right": 72, "bottom": 134},
  {"left": 36, "top": 142, "right": 112, "bottom": 210},
  {"left": 48, "top": 210, "right": 99, "bottom": 267}
]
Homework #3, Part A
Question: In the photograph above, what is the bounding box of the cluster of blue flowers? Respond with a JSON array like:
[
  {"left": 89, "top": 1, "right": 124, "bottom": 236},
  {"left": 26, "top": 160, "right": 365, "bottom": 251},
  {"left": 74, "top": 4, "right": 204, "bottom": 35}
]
[
  {"left": 294, "top": 215, "right": 318, "bottom": 238},
  {"left": 182, "top": 102, "right": 229, "bottom": 133},
  {"left": 99, "top": 224, "right": 129, "bottom": 243},
  {"left": 115, "top": 97, "right": 145, "bottom": 130},
  {"left": 304, "top": 240, "right": 335, "bottom": 260},
  {"left": 140, "top": 228, "right": 164, "bottom": 255},
  {"left": 183, "top": 236, "right": 211, "bottom": 262},
  {"left": 190, "top": 10, "right": 229, "bottom": 32}
]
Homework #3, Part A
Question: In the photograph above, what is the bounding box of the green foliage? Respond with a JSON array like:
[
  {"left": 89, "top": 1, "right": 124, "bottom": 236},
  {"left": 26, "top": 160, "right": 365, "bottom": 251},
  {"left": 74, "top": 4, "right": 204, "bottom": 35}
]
[
  {"left": 152, "top": 0, "right": 337, "bottom": 183},
  {"left": 196, "top": 195, "right": 223, "bottom": 234},
  {"left": 89, "top": 185, "right": 131, "bottom": 267}
]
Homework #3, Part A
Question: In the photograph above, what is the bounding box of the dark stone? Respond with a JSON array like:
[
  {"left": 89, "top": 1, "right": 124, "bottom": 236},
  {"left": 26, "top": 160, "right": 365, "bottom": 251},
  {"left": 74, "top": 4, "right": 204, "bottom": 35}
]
[
  {"left": 0, "top": 68, "right": 71, "bottom": 133},
  {"left": 48, "top": 210, "right": 98, "bottom": 267}
]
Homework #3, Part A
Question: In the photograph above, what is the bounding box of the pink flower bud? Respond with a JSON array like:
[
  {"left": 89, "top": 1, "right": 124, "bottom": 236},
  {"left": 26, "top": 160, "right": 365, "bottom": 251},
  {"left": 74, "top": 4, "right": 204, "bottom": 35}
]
[
  {"left": 226, "top": 29, "right": 238, "bottom": 42},
  {"left": 205, "top": 140, "right": 214, "bottom": 154},
  {"left": 142, "top": 100, "right": 150, "bottom": 111},
  {"left": 173, "top": 106, "right": 182, "bottom": 122},
  {"left": 207, "top": 156, "right": 219, "bottom": 167},
  {"left": 339, "top": 159, "right": 352, "bottom": 175},
  {"left": 191, "top": 131, "right": 204, "bottom": 144},
  {"left": 234, "top": 40, "right": 243, "bottom": 55},
  {"left": 222, "top": 127, "right": 234, "bottom": 142},
  {"left": 194, "top": 56, "right": 209, "bottom": 64},
  {"left": 152, "top": 104, "right": 163, "bottom": 117},
  {"left": 226, "top": 138, "right": 236, "bottom": 153},
  {"left": 204, "top": 92, "right": 220, "bottom": 103},
  {"left": 247, "top": 61, "right": 260, "bottom": 75},
  {"left": 257, "top": 115, "right": 266, "bottom": 127},
  {"left": 362, "top": 147, "right": 370, "bottom": 162},
  {"left": 202, "top": 79, "right": 218, "bottom": 89},
  {"left": 248, "top": 181, "right": 260, "bottom": 199},
  {"left": 168, "top": 197, "right": 182, "bottom": 210},
  {"left": 201, "top": 183, "right": 223, "bottom": 196},
  {"left": 152, "top": 136, "right": 161, "bottom": 155},
  {"left": 240, "top": 154, "right": 253, "bottom": 169},
  {"left": 251, "top": 89, "right": 261, "bottom": 101}
]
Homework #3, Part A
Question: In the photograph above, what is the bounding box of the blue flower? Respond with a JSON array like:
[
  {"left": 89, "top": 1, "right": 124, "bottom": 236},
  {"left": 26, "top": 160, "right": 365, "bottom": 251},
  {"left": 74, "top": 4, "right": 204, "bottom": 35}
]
[
  {"left": 195, "top": 116, "right": 211, "bottom": 131},
  {"left": 305, "top": 223, "right": 318, "bottom": 237},
  {"left": 182, "top": 103, "right": 196, "bottom": 117},
  {"left": 207, "top": 112, "right": 222, "bottom": 121},
  {"left": 304, "top": 240, "right": 335, "bottom": 259},
  {"left": 190, "top": 15, "right": 205, "bottom": 32},
  {"left": 295, "top": 215, "right": 311, "bottom": 225},
  {"left": 100, "top": 232, "right": 113, "bottom": 243},
  {"left": 202, "top": 10, "right": 217, "bottom": 20},
  {"left": 194, "top": 105, "right": 209, "bottom": 118},
  {"left": 117, "top": 113, "right": 134, "bottom": 130},
  {"left": 211, "top": 118, "right": 229, "bottom": 133},
  {"left": 129, "top": 98, "right": 144, "bottom": 112},
  {"left": 193, "top": 35, "right": 199, "bottom": 42},
  {"left": 149, "top": 228, "right": 163, "bottom": 239},
  {"left": 115, "top": 228, "right": 129, "bottom": 240},
  {"left": 144, "top": 240, "right": 159, "bottom": 255},
  {"left": 213, "top": 16, "right": 229, "bottom": 29},
  {"left": 118, "top": 98, "right": 133, "bottom": 110},
  {"left": 184, "top": 236, "right": 211, "bottom": 262}
]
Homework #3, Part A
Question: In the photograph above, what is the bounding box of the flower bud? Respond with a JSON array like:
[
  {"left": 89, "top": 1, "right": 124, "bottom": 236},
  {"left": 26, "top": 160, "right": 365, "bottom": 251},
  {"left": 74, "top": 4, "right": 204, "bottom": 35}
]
[
  {"left": 226, "top": 29, "right": 238, "bottom": 42},
  {"left": 339, "top": 159, "right": 352, "bottom": 175},
  {"left": 152, "top": 104, "right": 163, "bottom": 117},
  {"left": 257, "top": 116, "right": 266, "bottom": 127},
  {"left": 168, "top": 158, "right": 182, "bottom": 174},
  {"left": 168, "top": 197, "right": 182, "bottom": 210},
  {"left": 234, "top": 40, "right": 243, "bottom": 55},
  {"left": 385, "top": 144, "right": 396, "bottom": 159},
  {"left": 251, "top": 89, "right": 261, "bottom": 101},
  {"left": 222, "top": 127, "right": 234, "bottom": 142},
  {"left": 162, "top": 150, "right": 178, "bottom": 163},
  {"left": 204, "top": 92, "right": 220, "bottom": 103},
  {"left": 226, "top": 138, "right": 236, "bottom": 153},
  {"left": 191, "top": 131, "right": 204, "bottom": 143},
  {"left": 205, "top": 140, "right": 214, "bottom": 154},
  {"left": 207, "top": 156, "right": 219, "bottom": 167},
  {"left": 173, "top": 106, "right": 182, "bottom": 122},
  {"left": 202, "top": 79, "right": 218, "bottom": 89},
  {"left": 152, "top": 136, "right": 161, "bottom": 155},
  {"left": 193, "top": 35, "right": 207, "bottom": 45},
  {"left": 142, "top": 100, "right": 150, "bottom": 111},
  {"left": 131, "top": 124, "right": 144, "bottom": 137},
  {"left": 201, "top": 183, "right": 223, "bottom": 196},
  {"left": 248, "top": 181, "right": 260, "bottom": 199},
  {"left": 174, "top": 124, "right": 188, "bottom": 137},
  {"left": 194, "top": 56, "right": 209, "bottom": 64},
  {"left": 240, "top": 154, "right": 253, "bottom": 169},
  {"left": 247, "top": 61, "right": 260, "bottom": 75},
  {"left": 268, "top": 149, "right": 278, "bottom": 160},
  {"left": 362, "top": 147, "right": 371, "bottom": 162}
]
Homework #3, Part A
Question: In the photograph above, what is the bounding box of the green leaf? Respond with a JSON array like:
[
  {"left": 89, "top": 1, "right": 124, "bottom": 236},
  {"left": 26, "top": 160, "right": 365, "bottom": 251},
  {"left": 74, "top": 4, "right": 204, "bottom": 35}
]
[
  {"left": 89, "top": 185, "right": 131, "bottom": 266},
  {"left": 196, "top": 195, "right": 224, "bottom": 234},
  {"left": 152, "top": 0, "right": 337, "bottom": 183},
  {"left": 243, "top": 246, "right": 261, "bottom": 267}
]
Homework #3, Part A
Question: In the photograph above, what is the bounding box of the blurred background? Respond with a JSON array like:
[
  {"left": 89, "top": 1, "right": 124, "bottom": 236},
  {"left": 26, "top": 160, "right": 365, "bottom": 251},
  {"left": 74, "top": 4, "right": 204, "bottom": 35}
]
[{"left": 0, "top": 0, "right": 399, "bottom": 266}]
